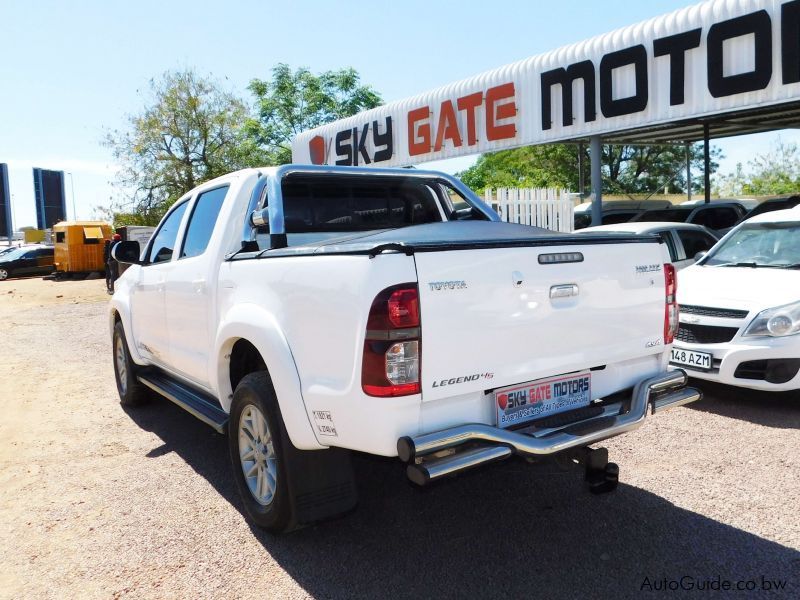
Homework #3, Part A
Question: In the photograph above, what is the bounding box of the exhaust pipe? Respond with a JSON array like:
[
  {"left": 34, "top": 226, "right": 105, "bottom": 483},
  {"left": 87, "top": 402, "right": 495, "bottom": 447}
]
[
  {"left": 407, "top": 446, "right": 513, "bottom": 485},
  {"left": 651, "top": 386, "right": 701, "bottom": 414}
]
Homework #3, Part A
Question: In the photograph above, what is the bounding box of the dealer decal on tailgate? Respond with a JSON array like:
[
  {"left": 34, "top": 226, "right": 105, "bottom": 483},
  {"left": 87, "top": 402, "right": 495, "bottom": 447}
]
[{"left": 495, "top": 372, "right": 592, "bottom": 428}]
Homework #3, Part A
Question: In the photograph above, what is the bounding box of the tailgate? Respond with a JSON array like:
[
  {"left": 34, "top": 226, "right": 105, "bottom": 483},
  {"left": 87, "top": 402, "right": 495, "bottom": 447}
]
[{"left": 415, "top": 241, "right": 666, "bottom": 401}]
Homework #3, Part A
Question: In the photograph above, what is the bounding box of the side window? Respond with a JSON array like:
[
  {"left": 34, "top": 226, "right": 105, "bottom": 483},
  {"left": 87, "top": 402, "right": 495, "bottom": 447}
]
[
  {"left": 147, "top": 201, "right": 189, "bottom": 264},
  {"left": 181, "top": 185, "right": 229, "bottom": 259},
  {"left": 657, "top": 231, "right": 678, "bottom": 261},
  {"left": 677, "top": 230, "right": 717, "bottom": 259},
  {"left": 712, "top": 208, "right": 738, "bottom": 229}
]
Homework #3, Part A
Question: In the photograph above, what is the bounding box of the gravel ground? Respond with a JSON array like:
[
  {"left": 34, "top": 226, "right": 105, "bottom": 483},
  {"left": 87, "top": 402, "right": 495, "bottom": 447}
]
[{"left": 1, "top": 278, "right": 799, "bottom": 599}]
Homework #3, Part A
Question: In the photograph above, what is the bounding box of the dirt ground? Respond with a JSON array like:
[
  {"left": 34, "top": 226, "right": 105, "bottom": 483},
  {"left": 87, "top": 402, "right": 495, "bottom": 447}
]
[{"left": 0, "top": 277, "right": 799, "bottom": 599}]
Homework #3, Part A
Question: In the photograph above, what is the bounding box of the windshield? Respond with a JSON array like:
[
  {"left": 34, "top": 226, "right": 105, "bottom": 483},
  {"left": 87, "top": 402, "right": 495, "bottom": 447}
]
[
  {"left": 702, "top": 222, "right": 800, "bottom": 268},
  {"left": 0, "top": 248, "right": 29, "bottom": 261}
]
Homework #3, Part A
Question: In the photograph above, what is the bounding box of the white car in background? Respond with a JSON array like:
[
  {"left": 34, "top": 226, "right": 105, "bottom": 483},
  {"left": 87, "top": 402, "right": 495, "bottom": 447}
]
[
  {"left": 670, "top": 206, "right": 800, "bottom": 391},
  {"left": 577, "top": 222, "right": 719, "bottom": 270}
]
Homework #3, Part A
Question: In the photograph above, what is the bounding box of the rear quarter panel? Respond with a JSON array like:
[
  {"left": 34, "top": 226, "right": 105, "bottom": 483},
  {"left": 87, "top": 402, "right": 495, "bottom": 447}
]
[{"left": 218, "top": 253, "right": 422, "bottom": 455}]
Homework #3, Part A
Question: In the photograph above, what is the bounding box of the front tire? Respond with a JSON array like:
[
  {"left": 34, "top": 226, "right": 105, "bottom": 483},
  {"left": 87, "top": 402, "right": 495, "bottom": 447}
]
[
  {"left": 112, "top": 321, "right": 150, "bottom": 406},
  {"left": 0, "top": 268, "right": 9, "bottom": 280}
]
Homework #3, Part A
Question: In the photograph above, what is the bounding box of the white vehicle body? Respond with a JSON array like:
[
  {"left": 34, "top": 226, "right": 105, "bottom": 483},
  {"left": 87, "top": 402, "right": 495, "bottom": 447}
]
[
  {"left": 672, "top": 206, "right": 800, "bottom": 391},
  {"left": 578, "top": 222, "right": 719, "bottom": 270},
  {"left": 109, "top": 165, "right": 699, "bottom": 528}
]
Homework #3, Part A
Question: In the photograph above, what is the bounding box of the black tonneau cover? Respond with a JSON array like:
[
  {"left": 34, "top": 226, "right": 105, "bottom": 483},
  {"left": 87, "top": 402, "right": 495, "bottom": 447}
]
[{"left": 232, "top": 221, "right": 659, "bottom": 260}]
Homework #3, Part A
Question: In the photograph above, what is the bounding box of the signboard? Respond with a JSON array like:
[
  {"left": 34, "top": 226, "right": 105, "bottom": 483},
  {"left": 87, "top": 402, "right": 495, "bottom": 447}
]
[
  {"left": 0, "top": 164, "right": 11, "bottom": 241},
  {"left": 32, "top": 168, "right": 66, "bottom": 230},
  {"left": 293, "top": 0, "right": 800, "bottom": 167}
]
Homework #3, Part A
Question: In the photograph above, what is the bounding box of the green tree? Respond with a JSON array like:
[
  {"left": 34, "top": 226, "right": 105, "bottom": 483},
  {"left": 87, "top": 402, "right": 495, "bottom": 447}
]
[
  {"left": 104, "top": 69, "right": 257, "bottom": 225},
  {"left": 246, "top": 64, "right": 382, "bottom": 165},
  {"left": 716, "top": 140, "right": 800, "bottom": 196},
  {"left": 604, "top": 143, "right": 719, "bottom": 196},
  {"left": 458, "top": 145, "right": 578, "bottom": 191},
  {"left": 458, "top": 143, "right": 720, "bottom": 196}
]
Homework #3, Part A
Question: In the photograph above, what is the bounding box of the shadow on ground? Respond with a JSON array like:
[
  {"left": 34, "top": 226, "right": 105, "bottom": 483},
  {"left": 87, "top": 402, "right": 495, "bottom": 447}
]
[
  {"left": 687, "top": 380, "right": 800, "bottom": 429},
  {"left": 127, "top": 397, "right": 799, "bottom": 599}
]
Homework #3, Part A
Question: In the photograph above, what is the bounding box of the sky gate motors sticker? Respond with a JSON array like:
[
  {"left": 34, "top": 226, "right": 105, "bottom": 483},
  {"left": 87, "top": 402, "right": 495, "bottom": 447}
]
[{"left": 495, "top": 373, "right": 592, "bottom": 429}]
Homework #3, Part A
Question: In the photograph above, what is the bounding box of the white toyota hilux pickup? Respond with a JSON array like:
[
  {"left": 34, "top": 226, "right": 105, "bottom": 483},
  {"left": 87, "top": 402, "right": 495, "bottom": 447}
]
[{"left": 110, "top": 165, "right": 700, "bottom": 532}]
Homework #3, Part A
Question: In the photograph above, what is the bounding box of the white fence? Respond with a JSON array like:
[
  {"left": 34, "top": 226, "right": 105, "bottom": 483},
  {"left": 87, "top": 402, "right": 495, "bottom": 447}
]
[{"left": 485, "top": 188, "right": 574, "bottom": 233}]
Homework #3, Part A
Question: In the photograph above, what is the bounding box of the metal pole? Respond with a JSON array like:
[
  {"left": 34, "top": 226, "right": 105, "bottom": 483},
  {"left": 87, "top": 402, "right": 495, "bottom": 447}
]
[
  {"left": 10, "top": 193, "right": 17, "bottom": 245},
  {"left": 685, "top": 142, "right": 692, "bottom": 202},
  {"left": 577, "top": 142, "right": 585, "bottom": 199},
  {"left": 703, "top": 124, "right": 710, "bottom": 203},
  {"left": 590, "top": 135, "right": 602, "bottom": 226},
  {"left": 67, "top": 172, "right": 77, "bottom": 220}
]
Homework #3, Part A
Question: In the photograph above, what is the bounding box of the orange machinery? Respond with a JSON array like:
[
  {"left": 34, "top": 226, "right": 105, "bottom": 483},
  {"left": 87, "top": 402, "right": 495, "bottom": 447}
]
[{"left": 52, "top": 221, "right": 113, "bottom": 273}]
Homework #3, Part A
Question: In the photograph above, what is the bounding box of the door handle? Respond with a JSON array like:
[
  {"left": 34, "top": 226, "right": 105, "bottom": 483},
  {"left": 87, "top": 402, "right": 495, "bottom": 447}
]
[{"left": 192, "top": 278, "right": 206, "bottom": 293}]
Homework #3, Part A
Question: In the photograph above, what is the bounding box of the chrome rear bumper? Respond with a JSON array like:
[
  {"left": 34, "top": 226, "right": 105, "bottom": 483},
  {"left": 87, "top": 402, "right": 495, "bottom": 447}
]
[{"left": 398, "top": 369, "right": 700, "bottom": 485}]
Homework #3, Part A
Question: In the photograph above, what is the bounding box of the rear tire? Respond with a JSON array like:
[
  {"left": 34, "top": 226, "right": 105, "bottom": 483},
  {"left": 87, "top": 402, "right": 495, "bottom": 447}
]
[
  {"left": 112, "top": 321, "right": 150, "bottom": 406},
  {"left": 228, "top": 372, "right": 293, "bottom": 531},
  {"left": 228, "top": 371, "right": 357, "bottom": 532},
  {"left": 0, "top": 268, "right": 9, "bottom": 280}
]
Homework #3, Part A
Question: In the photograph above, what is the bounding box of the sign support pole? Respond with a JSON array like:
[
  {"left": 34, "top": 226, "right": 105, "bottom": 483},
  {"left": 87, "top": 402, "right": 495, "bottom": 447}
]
[
  {"left": 703, "top": 124, "right": 711, "bottom": 203},
  {"left": 685, "top": 142, "right": 692, "bottom": 202},
  {"left": 590, "top": 135, "right": 602, "bottom": 226}
]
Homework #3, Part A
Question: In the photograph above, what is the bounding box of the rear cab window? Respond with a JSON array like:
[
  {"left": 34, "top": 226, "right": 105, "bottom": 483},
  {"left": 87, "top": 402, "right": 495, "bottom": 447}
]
[
  {"left": 254, "top": 174, "right": 465, "bottom": 249},
  {"left": 693, "top": 207, "right": 738, "bottom": 230}
]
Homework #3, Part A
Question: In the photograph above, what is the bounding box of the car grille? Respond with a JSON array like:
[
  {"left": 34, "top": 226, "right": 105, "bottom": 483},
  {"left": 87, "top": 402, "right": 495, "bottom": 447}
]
[
  {"left": 679, "top": 304, "right": 749, "bottom": 319},
  {"left": 676, "top": 323, "right": 739, "bottom": 344}
]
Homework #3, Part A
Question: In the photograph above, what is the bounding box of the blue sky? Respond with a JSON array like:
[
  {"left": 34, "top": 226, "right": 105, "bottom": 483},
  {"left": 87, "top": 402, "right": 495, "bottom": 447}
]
[{"left": 1, "top": 0, "right": 796, "bottom": 228}]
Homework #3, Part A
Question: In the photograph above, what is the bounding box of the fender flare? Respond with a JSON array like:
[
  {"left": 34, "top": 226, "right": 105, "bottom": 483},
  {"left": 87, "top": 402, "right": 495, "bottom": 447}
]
[
  {"left": 108, "top": 295, "right": 147, "bottom": 366},
  {"left": 214, "top": 304, "right": 324, "bottom": 450}
]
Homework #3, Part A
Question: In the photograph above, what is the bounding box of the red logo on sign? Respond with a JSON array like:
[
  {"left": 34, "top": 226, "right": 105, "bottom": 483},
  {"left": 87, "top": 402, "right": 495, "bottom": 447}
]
[
  {"left": 497, "top": 393, "right": 508, "bottom": 410},
  {"left": 309, "top": 135, "right": 326, "bottom": 165}
]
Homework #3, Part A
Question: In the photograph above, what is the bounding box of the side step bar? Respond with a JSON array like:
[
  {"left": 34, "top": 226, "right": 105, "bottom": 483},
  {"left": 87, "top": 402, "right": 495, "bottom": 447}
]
[
  {"left": 138, "top": 371, "right": 228, "bottom": 434},
  {"left": 400, "top": 369, "right": 701, "bottom": 485}
]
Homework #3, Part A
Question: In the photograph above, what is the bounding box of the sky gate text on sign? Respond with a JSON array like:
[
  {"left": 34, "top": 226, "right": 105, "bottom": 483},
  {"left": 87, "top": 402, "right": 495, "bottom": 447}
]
[{"left": 292, "top": 0, "right": 800, "bottom": 168}]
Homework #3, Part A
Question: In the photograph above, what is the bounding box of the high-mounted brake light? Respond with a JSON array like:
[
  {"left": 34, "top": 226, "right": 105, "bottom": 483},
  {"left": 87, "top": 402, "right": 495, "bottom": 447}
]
[
  {"left": 362, "top": 285, "right": 421, "bottom": 397},
  {"left": 664, "top": 263, "right": 678, "bottom": 344}
]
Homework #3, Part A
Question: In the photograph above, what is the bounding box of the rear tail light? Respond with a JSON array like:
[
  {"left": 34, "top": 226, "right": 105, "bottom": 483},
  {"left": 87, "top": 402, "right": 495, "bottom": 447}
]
[
  {"left": 362, "top": 285, "right": 421, "bottom": 397},
  {"left": 664, "top": 263, "right": 679, "bottom": 344}
]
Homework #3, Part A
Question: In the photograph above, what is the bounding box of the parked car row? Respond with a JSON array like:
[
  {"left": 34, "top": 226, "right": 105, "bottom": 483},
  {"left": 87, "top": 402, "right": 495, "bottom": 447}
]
[
  {"left": 573, "top": 195, "right": 800, "bottom": 235},
  {"left": 584, "top": 202, "right": 800, "bottom": 393}
]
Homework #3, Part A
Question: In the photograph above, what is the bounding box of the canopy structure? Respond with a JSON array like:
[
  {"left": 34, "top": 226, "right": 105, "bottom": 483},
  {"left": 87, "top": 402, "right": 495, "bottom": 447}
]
[{"left": 292, "top": 0, "right": 800, "bottom": 223}]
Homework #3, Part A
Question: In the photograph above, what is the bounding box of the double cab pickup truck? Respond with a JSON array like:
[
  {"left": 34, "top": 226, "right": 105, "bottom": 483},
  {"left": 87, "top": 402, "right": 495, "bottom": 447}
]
[{"left": 110, "top": 164, "right": 700, "bottom": 532}]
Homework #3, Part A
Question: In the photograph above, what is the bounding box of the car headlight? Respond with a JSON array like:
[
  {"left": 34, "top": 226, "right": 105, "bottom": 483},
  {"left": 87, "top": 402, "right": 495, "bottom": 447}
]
[{"left": 742, "top": 300, "right": 800, "bottom": 337}]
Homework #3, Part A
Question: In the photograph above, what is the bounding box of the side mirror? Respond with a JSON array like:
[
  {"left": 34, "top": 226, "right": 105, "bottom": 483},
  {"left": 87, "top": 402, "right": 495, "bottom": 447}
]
[
  {"left": 694, "top": 251, "right": 707, "bottom": 262},
  {"left": 112, "top": 240, "right": 142, "bottom": 265}
]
